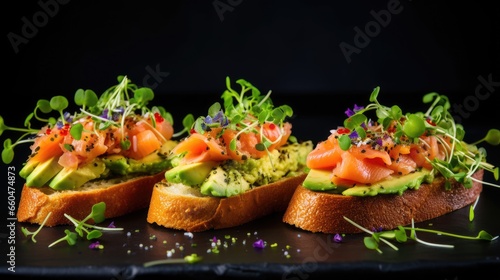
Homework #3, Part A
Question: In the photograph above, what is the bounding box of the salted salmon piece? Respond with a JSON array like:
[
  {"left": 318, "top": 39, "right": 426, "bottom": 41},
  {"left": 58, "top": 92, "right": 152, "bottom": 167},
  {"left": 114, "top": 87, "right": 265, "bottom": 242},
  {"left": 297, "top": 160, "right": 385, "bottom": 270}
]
[
  {"left": 221, "top": 128, "right": 255, "bottom": 160},
  {"left": 409, "top": 136, "right": 448, "bottom": 170},
  {"left": 129, "top": 129, "right": 162, "bottom": 160},
  {"left": 387, "top": 154, "right": 417, "bottom": 175},
  {"left": 28, "top": 127, "right": 65, "bottom": 163},
  {"left": 262, "top": 122, "right": 292, "bottom": 149},
  {"left": 174, "top": 122, "right": 293, "bottom": 164},
  {"left": 221, "top": 122, "right": 292, "bottom": 160},
  {"left": 58, "top": 119, "right": 108, "bottom": 168},
  {"left": 306, "top": 136, "right": 343, "bottom": 169},
  {"left": 172, "top": 133, "right": 231, "bottom": 165},
  {"left": 388, "top": 144, "right": 411, "bottom": 159},
  {"left": 57, "top": 152, "right": 79, "bottom": 170},
  {"left": 331, "top": 152, "right": 394, "bottom": 185},
  {"left": 350, "top": 145, "right": 392, "bottom": 166}
]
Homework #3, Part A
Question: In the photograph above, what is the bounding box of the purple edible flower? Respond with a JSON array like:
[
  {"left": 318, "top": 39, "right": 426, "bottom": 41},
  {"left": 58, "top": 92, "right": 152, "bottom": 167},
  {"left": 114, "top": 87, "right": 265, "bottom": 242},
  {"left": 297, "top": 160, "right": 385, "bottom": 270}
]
[
  {"left": 55, "top": 121, "right": 64, "bottom": 129},
  {"left": 345, "top": 108, "right": 355, "bottom": 117},
  {"left": 333, "top": 234, "right": 343, "bottom": 243},
  {"left": 252, "top": 239, "right": 265, "bottom": 249},
  {"left": 212, "top": 111, "right": 229, "bottom": 127},
  {"left": 89, "top": 241, "right": 101, "bottom": 249},
  {"left": 63, "top": 112, "right": 73, "bottom": 123},
  {"left": 353, "top": 104, "right": 364, "bottom": 112},
  {"left": 108, "top": 221, "right": 116, "bottom": 228},
  {"left": 345, "top": 104, "right": 364, "bottom": 117},
  {"left": 100, "top": 109, "right": 110, "bottom": 120},
  {"left": 371, "top": 226, "right": 384, "bottom": 232},
  {"left": 111, "top": 112, "right": 121, "bottom": 121},
  {"left": 349, "top": 131, "right": 359, "bottom": 139}
]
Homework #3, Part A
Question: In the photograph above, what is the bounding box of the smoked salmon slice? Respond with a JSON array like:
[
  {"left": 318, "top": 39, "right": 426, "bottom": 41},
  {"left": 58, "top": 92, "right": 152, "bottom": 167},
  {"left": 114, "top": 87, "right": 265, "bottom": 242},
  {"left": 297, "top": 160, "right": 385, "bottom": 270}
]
[
  {"left": 306, "top": 128, "right": 449, "bottom": 186},
  {"left": 173, "top": 122, "right": 293, "bottom": 164},
  {"left": 172, "top": 133, "right": 232, "bottom": 165},
  {"left": 28, "top": 127, "right": 65, "bottom": 163},
  {"left": 306, "top": 136, "right": 343, "bottom": 169},
  {"left": 331, "top": 152, "right": 394, "bottom": 185}
]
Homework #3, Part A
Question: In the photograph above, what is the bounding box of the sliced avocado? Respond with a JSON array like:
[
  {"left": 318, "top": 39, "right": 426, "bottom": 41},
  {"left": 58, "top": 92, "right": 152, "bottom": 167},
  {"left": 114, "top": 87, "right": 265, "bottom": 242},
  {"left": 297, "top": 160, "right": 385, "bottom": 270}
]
[
  {"left": 101, "top": 141, "right": 176, "bottom": 176},
  {"left": 127, "top": 157, "right": 172, "bottom": 174},
  {"left": 302, "top": 169, "right": 336, "bottom": 191},
  {"left": 102, "top": 155, "right": 130, "bottom": 175},
  {"left": 302, "top": 168, "right": 433, "bottom": 197},
  {"left": 302, "top": 168, "right": 349, "bottom": 194},
  {"left": 19, "top": 159, "right": 40, "bottom": 179},
  {"left": 25, "top": 157, "right": 64, "bottom": 187},
  {"left": 165, "top": 161, "right": 219, "bottom": 186},
  {"left": 342, "top": 169, "right": 433, "bottom": 197},
  {"left": 200, "top": 166, "right": 250, "bottom": 197},
  {"left": 49, "top": 159, "right": 107, "bottom": 190}
]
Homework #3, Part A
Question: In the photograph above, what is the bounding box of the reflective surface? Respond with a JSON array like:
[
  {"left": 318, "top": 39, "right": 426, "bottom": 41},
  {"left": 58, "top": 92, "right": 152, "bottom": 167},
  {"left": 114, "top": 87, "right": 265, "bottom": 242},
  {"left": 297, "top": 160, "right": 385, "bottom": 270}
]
[{"left": 10, "top": 182, "right": 500, "bottom": 279}]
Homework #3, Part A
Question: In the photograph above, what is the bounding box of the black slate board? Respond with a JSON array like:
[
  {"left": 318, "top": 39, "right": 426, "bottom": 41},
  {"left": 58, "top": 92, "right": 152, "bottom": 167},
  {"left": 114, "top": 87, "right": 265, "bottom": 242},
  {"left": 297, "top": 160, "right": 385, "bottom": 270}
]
[{"left": 5, "top": 182, "right": 500, "bottom": 279}]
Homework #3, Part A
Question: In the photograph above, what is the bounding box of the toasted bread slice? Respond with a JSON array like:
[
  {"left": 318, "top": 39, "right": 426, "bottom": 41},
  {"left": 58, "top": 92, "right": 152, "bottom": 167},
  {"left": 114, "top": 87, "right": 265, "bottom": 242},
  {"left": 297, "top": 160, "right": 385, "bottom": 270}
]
[
  {"left": 283, "top": 170, "right": 483, "bottom": 234},
  {"left": 17, "top": 171, "right": 166, "bottom": 226},
  {"left": 147, "top": 173, "right": 307, "bottom": 232}
]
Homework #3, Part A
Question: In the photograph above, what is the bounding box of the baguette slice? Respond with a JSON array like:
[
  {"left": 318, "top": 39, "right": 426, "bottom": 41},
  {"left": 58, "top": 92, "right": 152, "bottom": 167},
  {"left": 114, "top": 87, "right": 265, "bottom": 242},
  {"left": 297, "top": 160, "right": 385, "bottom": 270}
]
[
  {"left": 17, "top": 171, "right": 166, "bottom": 226},
  {"left": 283, "top": 170, "right": 483, "bottom": 234},
  {"left": 147, "top": 173, "right": 307, "bottom": 232}
]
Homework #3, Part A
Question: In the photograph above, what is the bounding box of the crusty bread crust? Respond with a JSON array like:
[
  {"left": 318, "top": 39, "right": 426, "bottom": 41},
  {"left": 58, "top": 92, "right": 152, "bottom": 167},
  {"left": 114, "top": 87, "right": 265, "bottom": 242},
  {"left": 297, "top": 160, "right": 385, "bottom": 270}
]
[
  {"left": 283, "top": 170, "right": 484, "bottom": 234},
  {"left": 147, "top": 173, "right": 307, "bottom": 232},
  {"left": 17, "top": 171, "right": 166, "bottom": 226}
]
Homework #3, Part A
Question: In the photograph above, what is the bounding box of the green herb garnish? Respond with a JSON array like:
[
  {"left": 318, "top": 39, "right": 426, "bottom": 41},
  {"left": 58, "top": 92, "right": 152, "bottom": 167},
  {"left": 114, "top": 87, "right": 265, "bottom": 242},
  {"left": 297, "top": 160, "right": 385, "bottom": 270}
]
[
  {"left": 21, "top": 212, "right": 52, "bottom": 243},
  {"left": 143, "top": 253, "right": 203, "bottom": 267},
  {"left": 192, "top": 76, "right": 296, "bottom": 153},
  {"left": 48, "top": 202, "right": 123, "bottom": 247},
  {"left": 344, "top": 216, "right": 498, "bottom": 254},
  {"left": 49, "top": 230, "right": 79, "bottom": 247},
  {"left": 341, "top": 87, "right": 499, "bottom": 189},
  {"left": 21, "top": 202, "right": 123, "bottom": 247},
  {"left": 0, "top": 75, "right": 190, "bottom": 164}
]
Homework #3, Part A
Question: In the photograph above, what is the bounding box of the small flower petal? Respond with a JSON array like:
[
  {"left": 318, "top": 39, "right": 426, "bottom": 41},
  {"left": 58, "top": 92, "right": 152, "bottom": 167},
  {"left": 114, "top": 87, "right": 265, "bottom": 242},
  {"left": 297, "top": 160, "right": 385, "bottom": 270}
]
[
  {"left": 89, "top": 241, "right": 100, "bottom": 249},
  {"left": 345, "top": 108, "right": 355, "bottom": 117},
  {"left": 252, "top": 239, "right": 265, "bottom": 249},
  {"left": 353, "top": 104, "right": 364, "bottom": 111},
  {"left": 333, "top": 234, "right": 343, "bottom": 243}
]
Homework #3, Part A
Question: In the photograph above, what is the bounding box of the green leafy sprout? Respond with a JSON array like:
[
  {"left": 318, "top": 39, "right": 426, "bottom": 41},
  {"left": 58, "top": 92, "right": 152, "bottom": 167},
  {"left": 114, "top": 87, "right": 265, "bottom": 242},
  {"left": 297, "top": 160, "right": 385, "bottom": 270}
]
[
  {"left": 21, "top": 212, "right": 53, "bottom": 243},
  {"left": 0, "top": 75, "right": 190, "bottom": 164},
  {"left": 191, "top": 76, "right": 296, "bottom": 154},
  {"left": 344, "top": 216, "right": 498, "bottom": 254},
  {"left": 143, "top": 253, "right": 203, "bottom": 267},
  {"left": 21, "top": 202, "right": 123, "bottom": 247},
  {"left": 340, "top": 86, "right": 500, "bottom": 189}
]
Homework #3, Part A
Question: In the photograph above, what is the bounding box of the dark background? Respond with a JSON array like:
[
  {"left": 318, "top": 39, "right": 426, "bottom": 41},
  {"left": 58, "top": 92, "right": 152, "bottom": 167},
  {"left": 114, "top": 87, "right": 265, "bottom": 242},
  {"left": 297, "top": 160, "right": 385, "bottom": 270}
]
[
  {"left": 1, "top": 0, "right": 500, "bottom": 262},
  {"left": 3, "top": 0, "right": 499, "bottom": 164},
  {"left": 3, "top": 0, "right": 500, "bottom": 137}
]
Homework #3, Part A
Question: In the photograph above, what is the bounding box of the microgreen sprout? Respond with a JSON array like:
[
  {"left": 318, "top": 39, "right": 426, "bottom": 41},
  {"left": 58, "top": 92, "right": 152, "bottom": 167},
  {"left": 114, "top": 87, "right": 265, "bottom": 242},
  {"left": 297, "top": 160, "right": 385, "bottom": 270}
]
[
  {"left": 47, "top": 202, "right": 123, "bottom": 248},
  {"left": 21, "top": 212, "right": 52, "bottom": 243},
  {"left": 339, "top": 87, "right": 499, "bottom": 189},
  {"left": 143, "top": 253, "right": 203, "bottom": 267},
  {"left": 0, "top": 95, "right": 69, "bottom": 163},
  {"left": 0, "top": 75, "right": 185, "bottom": 164},
  {"left": 191, "top": 76, "right": 295, "bottom": 154},
  {"left": 49, "top": 230, "right": 79, "bottom": 247},
  {"left": 344, "top": 216, "right": 497, "bottom": 254},
  {"left": 173, "top": 113, "right": 195, "bottom": 138}
]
